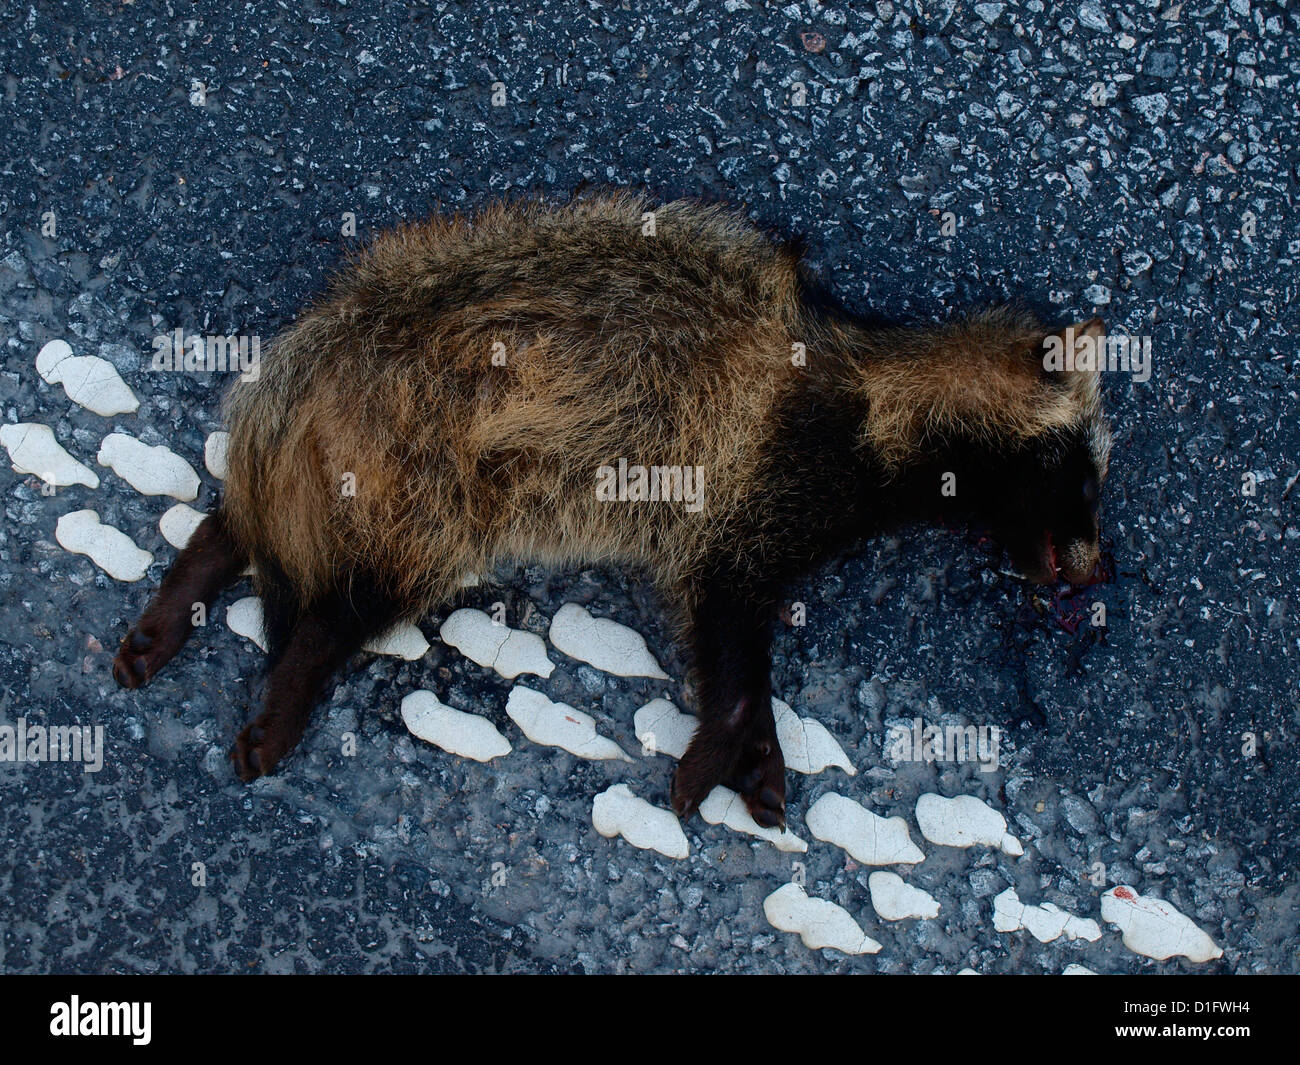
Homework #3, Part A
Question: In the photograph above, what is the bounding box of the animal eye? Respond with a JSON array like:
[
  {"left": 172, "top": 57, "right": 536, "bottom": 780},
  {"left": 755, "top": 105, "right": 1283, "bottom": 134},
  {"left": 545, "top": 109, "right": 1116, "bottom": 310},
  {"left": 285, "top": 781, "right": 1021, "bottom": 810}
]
[{"left": 1082, "top": 476, "right": 1098, "bottom": 503}]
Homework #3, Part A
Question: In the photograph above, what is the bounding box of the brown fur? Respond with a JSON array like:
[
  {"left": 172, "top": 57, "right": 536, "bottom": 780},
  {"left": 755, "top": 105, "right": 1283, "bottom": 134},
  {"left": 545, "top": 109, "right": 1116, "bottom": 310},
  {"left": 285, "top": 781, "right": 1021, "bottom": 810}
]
[{"left": 222, "top": 192, "right": 1103, "bottom": 618}]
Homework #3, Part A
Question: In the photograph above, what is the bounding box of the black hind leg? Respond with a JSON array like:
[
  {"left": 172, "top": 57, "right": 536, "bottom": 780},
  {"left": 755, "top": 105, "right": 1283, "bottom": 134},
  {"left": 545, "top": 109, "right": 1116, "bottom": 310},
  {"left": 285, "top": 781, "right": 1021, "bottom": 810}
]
[
  {"left": 231, "top": 578, "right": 402, "bottom": 781},
  {"left": 113, "top": 510, "right": 247, "bottom": 689}
]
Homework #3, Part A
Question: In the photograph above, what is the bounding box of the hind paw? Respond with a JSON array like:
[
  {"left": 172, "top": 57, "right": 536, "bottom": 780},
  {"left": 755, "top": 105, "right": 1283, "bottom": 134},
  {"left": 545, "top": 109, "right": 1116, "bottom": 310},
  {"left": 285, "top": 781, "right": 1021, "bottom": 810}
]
[{"left": 231, "top": 723, "right": 275, "bottom": 782}]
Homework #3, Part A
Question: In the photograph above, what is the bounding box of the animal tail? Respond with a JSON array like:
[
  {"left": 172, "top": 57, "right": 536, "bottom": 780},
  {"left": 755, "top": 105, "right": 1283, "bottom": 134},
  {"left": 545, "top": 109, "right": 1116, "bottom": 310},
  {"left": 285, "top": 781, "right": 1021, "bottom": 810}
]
[{"left": 251, "top": 552, "right": 304, "bottom": 665}]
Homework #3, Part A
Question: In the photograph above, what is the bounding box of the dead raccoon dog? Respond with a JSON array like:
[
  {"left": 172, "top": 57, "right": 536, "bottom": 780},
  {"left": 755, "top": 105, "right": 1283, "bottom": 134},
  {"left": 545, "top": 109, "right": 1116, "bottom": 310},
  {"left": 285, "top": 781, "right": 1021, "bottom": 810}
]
[{"left": 113, "top": 191, "right": 1111, "bottom": 828}]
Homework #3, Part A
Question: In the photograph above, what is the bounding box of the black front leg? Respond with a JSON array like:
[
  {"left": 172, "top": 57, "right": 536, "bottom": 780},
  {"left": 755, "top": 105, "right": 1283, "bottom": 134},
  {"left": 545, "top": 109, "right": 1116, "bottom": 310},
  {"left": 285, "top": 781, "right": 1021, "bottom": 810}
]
[{"left": 671, "top": 577, "right": 786, "bottom": 828}]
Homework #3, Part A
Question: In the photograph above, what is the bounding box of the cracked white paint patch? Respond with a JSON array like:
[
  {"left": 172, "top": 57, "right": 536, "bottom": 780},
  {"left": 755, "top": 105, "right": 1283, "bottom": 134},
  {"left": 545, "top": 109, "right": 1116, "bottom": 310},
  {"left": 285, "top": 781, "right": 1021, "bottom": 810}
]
[
  {"left": 364, "top": 622, "right": 430, "bottom": 660},
  {"left": 204, "top": 431, "right": 229, "bottom": 479},
  {"left": 633, "top": 698, "right": 696, "bottom": 759},
  {"left": 35, "top": 339, "right": 74, "bottom": 374},
  {"left": 548, "top": 602, "right": 668, "bottom": 678},
  {"left": 226, "top": 597, "right": 426, "bottom": 660},
  {"left": 805, "top": 792, "right": 925, "bottom": 865},
  {"left": 992, "top": 887, "right": 1101, "bottom": 943},
  {"left": 1100, "top": 886, "right": 1223, "bottom": 963},
  {"left": 401, "top": 690, "right": 511, "bottom": 762},
  {"left": 1063, "top": 964, "right": 1097, "bottom": 974},
  {"left": 97, "top": 433, "right": 200, "bottom": 500},
  {"left": 915, "top": 793, "right": 1023, "bottom": 856},
  {"left": 0, "top": 423, "right": 99, "bottom": 488},
  {"left": 773, "top": 697, "right": 855, "bottom": 775},
  {"left": 54, "top": 510, "right": 152, "bottom": 581},
  {"left": 440, "top": 607, "right": 554, "bottom": 680},
  {"left": 632, "top": 696, "right": 853, "bottom": 778},
  {"left": 699, "top": 787, "right": 808, "bottom": 852},
  {"left": 592, "top": 784, "right": 688, "bottom": 859},
  {"left": 869, "top": 871, "right": 939, "bottom": 920},
  {"left": 159, "top": 503, "right": 207, "bottom": 549},
  {"left": 227, "top": 596, "right": 268, "bottom": 651},
  {"left": 762, "top": 883, "right": 881, "bottom": 955},
  {"left": 36, "top": 339, "right": 139, "bottom": 417},
  {"left": 506, "top": 685, "right": 631, "bottom": 761}
]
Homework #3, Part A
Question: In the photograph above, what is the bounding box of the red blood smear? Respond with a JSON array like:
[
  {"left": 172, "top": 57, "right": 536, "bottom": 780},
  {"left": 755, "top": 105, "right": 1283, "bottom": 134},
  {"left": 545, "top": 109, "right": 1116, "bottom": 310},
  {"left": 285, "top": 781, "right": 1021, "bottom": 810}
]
[{"left": 1054, "top": 602, "right": 1085, "bottom": 634}]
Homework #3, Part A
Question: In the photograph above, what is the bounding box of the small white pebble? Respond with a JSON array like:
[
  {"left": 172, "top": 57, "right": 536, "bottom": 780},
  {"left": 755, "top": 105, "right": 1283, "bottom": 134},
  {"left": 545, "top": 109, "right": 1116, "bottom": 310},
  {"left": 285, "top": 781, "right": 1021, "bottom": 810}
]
[
  {"left": 773, "top": 697, "right": 855, "bottom": 775},
  {"left": 869, "top": 871, "right": 940, "bottom": 920},
  {"left": 440, "top": 607, "right": 554, "bottom": 679},
  {"left": 401, "top": 690, "right": 511, "bottom": 761},
  {"left": 506, "top": 685, "right": 630, "bottom": 761},
  {"left": 54, "top": 510, "right": 152, "bottom": 581},
  {"left": 97, "top": 433, "right": 200, "bottom": 500},
  {"left": 226, "top": 596, "right": 267, "bottom": 651},
  {"left": 592, "top": 784, "right": 688, "bottom": 859},
  {"left": 548, "top": 602, "right": 668, "bottom": 678},
  {"left": 1063, "top": 964, "right": 1097, "bottom": 975},
  {"left": 916, "top": 793, "right": 1023, "bottom": 856},
  {"left": 1101, "top": 886, "right": 1223, "bottom": 962},
  {"left": 762, "top": 883, "right": 881, "bottom": 955},
  {"left": 364, "top": 622, "right": 430, "bottom": 660},
  {"left": 806, "top": 792, "right": 925, "bottom": 865},
  {"left": 0, "top": 423, "right": 99, "bottom": 488}
]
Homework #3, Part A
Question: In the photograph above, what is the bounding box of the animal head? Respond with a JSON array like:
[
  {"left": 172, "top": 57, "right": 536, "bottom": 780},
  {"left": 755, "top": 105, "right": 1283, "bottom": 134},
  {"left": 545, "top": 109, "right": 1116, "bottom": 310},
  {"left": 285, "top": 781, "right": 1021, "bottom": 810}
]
[
  {"left": 857, "top": 309, "right": 1112, "bottom": 586},
  {"left": 981, "top": 415, "right": 1108, "bottom": 587}
]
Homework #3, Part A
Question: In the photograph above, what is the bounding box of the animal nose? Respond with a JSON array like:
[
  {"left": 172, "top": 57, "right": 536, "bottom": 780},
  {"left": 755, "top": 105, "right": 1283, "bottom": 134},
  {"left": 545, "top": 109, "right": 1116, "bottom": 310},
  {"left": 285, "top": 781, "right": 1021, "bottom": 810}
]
[{"left": 1072, "top": 558, "right": 1104, "bottom": 587}]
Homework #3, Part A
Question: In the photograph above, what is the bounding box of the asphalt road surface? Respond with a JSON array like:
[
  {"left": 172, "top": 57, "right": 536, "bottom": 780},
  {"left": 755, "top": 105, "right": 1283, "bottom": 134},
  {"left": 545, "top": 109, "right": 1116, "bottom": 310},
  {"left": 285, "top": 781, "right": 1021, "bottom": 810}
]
[{"left": 0, "top": 0, "right": 1296, "bottom": 973}]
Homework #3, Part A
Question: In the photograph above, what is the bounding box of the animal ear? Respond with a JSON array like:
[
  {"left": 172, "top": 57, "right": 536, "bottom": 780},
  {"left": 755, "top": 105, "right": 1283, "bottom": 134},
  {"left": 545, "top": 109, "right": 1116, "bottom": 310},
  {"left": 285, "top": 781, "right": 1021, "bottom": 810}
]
[
  {"left": 1074, "top": 317, "right": 1105, "bottom": 342},
  {"left": 1043, "top": 317, "right": 1105, "bottom": 374},
  {"left": 1044, "top": 317, "right": 1103, "bottom": 345},
  {"left": 1063, "top": 317, "right": 1105, "bottom": 406},
  {"left": 1071, "top": 318, "right": 1105, "bottom": 376}
]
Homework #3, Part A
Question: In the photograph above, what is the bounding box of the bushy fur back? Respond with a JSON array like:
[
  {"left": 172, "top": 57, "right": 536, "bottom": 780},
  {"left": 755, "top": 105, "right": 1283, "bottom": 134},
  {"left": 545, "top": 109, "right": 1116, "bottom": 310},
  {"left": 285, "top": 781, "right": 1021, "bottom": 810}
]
[{"left": 223, "top": 193, "right": 806, "bottom": 617}]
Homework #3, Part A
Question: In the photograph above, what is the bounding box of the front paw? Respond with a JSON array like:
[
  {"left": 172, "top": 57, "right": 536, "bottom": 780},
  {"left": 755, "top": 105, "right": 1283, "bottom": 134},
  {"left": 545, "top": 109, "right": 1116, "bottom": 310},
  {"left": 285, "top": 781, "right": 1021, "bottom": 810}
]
[
  {"left": 671, "top": 735, "right": 732, "bottom": 822},
  {"left": 671, "top": 721, "right": 787, "bottom": 830},
  {"left": 726, "top": 734, "right": 786, "bottom": 829}
]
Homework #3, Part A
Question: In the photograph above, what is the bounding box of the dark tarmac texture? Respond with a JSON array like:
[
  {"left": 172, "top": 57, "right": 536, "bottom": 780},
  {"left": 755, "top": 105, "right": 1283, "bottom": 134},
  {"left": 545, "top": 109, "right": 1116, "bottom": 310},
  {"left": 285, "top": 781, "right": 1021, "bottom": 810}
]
[{"left": 0, "top": 1, "right": 1296, "bottom": 972}]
